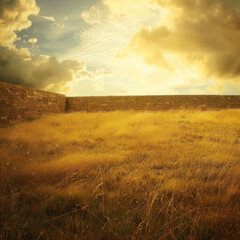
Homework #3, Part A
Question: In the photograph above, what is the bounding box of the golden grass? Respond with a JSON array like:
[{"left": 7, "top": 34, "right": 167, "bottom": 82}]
[{"left": 0, "top": 110, "right": 240, "bottom": 240}]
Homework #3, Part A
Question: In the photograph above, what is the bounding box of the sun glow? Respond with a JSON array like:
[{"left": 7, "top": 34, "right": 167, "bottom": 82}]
[{"left": 0, "top": 0, "right": 240, "bottom": 95}]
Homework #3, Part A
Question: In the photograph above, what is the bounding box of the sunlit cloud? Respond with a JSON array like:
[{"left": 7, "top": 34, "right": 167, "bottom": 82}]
[
  {"left": 0, "top": 0, "right": 239, "bottom": 95},
  {"left": 92, "top": 80, "right": 104, "bottom": 92},
  {"left": 40, "top": 16, "right": 56, "bottom": 22},
  {"left": 0, "top": 47, "right": 84, "bottom": 93},
  {"left": 28, "top": 38, "right": 38, "bottom": 44},
  {"left": 81, "top": 4, "right": 109, "bottom": 25},
  {"left": 0, "top": 0, "right": 39, "bottom": 47},
  {"left": 63, "top": 16, "right": 69, "bottom": 21},
  {"left": 0, "top": 0, "right": 110, "bottom": 95},
  {"left": 117, "top": 0, "right": 240, "bottom": 93},
  {"left": 51, "top": 22, "right": 66, "bottom": 31},
  {"left": 207, "top": 82, "right": 226, "bottom": 94}
]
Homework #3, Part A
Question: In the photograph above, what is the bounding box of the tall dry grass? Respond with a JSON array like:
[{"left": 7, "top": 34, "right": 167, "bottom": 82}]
[{"left": 0, "top": 110, "right": 240, "bottom": 239}]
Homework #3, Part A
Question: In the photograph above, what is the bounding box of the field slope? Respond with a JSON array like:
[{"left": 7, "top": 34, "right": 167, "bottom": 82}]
[{"left": 0, "top": 110, "right": 240, "bottom": 240}]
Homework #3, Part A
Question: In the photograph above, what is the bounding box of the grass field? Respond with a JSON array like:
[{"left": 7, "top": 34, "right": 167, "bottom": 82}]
[{"left": 0, "top": 110, "right": 240, "bottom": 240}]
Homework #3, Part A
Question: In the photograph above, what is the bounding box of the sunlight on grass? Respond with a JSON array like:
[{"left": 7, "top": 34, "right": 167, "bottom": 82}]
[{"left": 0, "top": 110, "right": 240, "bottom": 239}]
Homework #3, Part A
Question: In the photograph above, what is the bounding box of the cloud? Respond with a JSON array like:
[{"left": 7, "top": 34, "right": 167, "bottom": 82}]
[
  {"left": 0, "top": 47, "right": 85, "bottom": 93},
  {"left": 0, "top": 47, "right": 113, "bottom": 93},
  {"left": 76, "top": 68, "right": 112, "bottom": 80},
  {"left": 81, "top": 4, "right": 109, "bottom": 25},
  {"left": 102, "top": 0, "right": 155, "bottom": 18},
  {"left": 28, "top": 38, "right": 38, "bottom": 44},
  {"left": 0, "top": 0, "right": 113, "bottom": 94},
  {"left": 95, "top": 69, "right": 112, "bottom": 78},
  {"left": 40, "top": 16, "right": 56, "bottom": 22},
  {"left": 92, "top": 80, "right": 104, "bottom": 92},
  {"left": 207, "top": 82, "right": 226, "bottom": 94},
  {"left": 0, "top": 0, "right": 39, "bottom": 47},
  {"left": 63, "top": 16, "right": 69, "bottom": 21},
  {"left": 117, "top": 0, "right": 240, "bottom": 85},
  {"left": 81, "top": 0, "right": 160, "bottom": 26},
  {"left": 51, "top": 22, "right": 66, "bottom": 30}
]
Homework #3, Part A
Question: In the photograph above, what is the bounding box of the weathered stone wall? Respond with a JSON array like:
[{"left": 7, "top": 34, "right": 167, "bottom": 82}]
[
  {"left": 0, "top": 81, "right": 66, "bottom": 123},
  {"left": 67, "top": 95, "right": 240, "bottom": 112},
  {"left": 1, "top": 81, "right": 240, "bottom": 124}
]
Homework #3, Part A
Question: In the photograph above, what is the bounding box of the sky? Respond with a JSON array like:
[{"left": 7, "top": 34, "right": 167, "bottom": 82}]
[{"left": 0, "top": 0, "right": 240, "bottom": 96}]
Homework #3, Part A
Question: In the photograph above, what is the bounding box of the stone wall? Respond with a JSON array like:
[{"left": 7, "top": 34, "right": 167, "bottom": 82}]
[
  {"left": 1, "top": 81, "right": 240, "bottom": 124},
  {"left": 0, "top": 81, "right": 66, "bottom": 123},
  {"left": 66, "top": 95, "right": 240, "bottom": 112}
]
